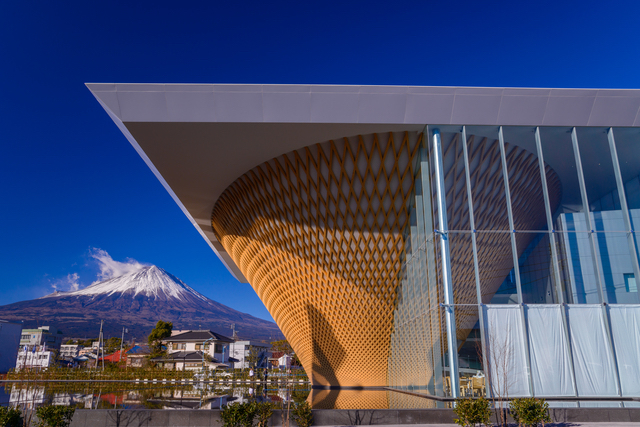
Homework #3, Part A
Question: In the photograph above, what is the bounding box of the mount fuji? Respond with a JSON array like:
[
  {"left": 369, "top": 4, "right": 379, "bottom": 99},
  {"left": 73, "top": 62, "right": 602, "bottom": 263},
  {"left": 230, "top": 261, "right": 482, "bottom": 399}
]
[{"left": 0, "top": 266, "right": 281, "bottom": 341}]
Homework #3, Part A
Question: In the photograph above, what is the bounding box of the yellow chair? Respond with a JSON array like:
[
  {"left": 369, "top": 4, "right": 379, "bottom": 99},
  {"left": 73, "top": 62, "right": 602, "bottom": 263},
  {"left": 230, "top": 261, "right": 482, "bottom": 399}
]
[{"left": 471, "top": 376, "right": 485, "bottom": 397}]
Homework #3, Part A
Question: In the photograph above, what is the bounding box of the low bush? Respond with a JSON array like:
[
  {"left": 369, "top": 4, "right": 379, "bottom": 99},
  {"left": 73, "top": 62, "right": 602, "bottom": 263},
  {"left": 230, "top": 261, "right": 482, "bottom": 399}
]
[
  {"left": 35, "top": 406, "right": 75, "bottom": 427},
  {"left": 453, "top": 397, "right": 491, "bottom": 427},
  {"left": 254, "top": 402, "right": 274, "bottom": 427},
  {"left": 0, "top": 406, "right": 22, "bottom": 427},
  {"left": 220, "top": 402, "right": 257, "bottom": 427},
  {"left": 509, "top": 398, "right": 551, "bottom": 427},
  {"left": 291, "top": 401, "right": 313, "bottom": 427}
]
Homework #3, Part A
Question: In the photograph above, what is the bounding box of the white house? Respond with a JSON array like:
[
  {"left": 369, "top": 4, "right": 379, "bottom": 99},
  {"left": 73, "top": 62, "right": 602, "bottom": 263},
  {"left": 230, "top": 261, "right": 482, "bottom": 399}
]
[
  {"left": 60, "top": 344, "right": 84, "bottom": 359},
  {"left": 229, "top": 341, "right": 271, "bottom": 369},
  {"left": 15, "top": 349, "right": 53, "bottom": 371}
]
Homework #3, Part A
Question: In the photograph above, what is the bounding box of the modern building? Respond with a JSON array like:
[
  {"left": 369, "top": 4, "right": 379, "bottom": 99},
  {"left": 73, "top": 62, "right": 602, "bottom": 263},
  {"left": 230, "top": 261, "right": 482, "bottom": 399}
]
[
  {"left": 229, "top": 340, "right": 271, "bottom": 369},
  {"left": 19, "top": 326, "right": 64, "bottom": 352},
  {"left": 15, "top": 349, "right": 53, "bottom": 371},
  {"left": 60, "top": 344, "right": 84, "bottom": 359},
  {"left": 165, "top": 330, "right": 232, "bottom": 364},
  {"left": 89, "top": 84, "right": 640, "bottom": 399},
  {"left": 0, "top": 320, "right": 22, "bottom": 373}
]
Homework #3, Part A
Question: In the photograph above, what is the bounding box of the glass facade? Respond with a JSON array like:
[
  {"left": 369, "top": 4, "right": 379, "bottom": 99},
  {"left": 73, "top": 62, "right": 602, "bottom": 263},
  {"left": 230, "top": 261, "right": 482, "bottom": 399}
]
[{"left": 388, "top": 125, "right": 640, "bottom": 399}]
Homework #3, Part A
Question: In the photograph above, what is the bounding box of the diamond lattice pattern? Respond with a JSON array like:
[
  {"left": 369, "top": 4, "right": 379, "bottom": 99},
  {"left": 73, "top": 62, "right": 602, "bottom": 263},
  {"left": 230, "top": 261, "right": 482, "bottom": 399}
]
[{"left": 212, "top": 132, "right": 421, "bottom": 387}]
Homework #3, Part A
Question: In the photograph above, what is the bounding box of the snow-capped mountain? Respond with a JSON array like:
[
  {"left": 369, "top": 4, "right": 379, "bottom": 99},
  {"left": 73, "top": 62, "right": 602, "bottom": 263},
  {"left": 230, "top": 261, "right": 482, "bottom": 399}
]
[
  {"left": 0, "top": 266, "right": 281, "bottom": 341},
  {"left": 44, "top": 266, "right": 209, "bottom": 302}
]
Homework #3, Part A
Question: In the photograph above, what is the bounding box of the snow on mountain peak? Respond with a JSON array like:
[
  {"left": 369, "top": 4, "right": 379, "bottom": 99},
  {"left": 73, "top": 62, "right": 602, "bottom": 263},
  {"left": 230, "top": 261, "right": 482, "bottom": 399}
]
[{"left": 50, "top": 265, "right": 209, "bottom": 302}]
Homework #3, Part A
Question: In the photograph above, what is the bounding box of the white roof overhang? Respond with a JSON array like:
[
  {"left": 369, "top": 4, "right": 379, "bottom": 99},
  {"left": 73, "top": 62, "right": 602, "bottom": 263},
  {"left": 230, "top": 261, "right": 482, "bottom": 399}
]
[{"left": 86, "top": 84, "right": 640, "bottom": 282}]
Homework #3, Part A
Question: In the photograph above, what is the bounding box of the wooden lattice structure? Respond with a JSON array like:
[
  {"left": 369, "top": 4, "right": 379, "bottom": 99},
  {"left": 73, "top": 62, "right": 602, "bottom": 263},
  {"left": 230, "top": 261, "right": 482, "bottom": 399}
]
[
  {"left": 212, "top": 132, "right": 422, "bottom": 387},
  {"left": 211, "top": 130, "right": 560, "bottom": 387}
]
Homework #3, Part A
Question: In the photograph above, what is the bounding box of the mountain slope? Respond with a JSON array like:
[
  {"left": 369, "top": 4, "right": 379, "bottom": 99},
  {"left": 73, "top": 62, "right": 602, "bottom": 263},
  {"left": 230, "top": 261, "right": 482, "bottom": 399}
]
[{"left": 0, "top": 266, "right": 281, "bottom": 342}]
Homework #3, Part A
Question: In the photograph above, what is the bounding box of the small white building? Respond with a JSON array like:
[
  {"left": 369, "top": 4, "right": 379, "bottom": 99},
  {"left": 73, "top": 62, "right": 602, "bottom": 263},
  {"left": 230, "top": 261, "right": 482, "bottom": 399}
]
[
  {"left": 229, "top": 341, "right": 271, "bottom": 369},
  {"left": 15, "top": 349, "right": 53, "bottom": 371},
  {"left": 60, "top": 344, "right": 84, "bottom": 359},
  {"left": 0, "top": 320, "right": 22, "bottom": 373}
]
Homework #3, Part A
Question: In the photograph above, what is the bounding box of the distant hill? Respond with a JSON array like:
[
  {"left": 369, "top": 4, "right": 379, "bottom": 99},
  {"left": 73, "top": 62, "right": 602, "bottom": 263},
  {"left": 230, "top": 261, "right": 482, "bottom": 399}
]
[{"left": 0, "top": 266, "right": 281, "bottom": 342}]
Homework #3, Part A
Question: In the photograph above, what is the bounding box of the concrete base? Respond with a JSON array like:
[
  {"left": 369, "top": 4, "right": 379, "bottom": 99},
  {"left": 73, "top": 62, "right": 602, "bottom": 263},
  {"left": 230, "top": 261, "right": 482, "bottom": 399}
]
[{"left": 69, "top": 408, "right": 640, "bottom": 427}]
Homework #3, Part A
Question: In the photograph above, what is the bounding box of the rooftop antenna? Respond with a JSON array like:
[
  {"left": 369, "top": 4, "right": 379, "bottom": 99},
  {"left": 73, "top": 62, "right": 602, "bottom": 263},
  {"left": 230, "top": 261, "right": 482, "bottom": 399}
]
[{"left": 231, "top": 324, "right": 238, "bottom": 341}]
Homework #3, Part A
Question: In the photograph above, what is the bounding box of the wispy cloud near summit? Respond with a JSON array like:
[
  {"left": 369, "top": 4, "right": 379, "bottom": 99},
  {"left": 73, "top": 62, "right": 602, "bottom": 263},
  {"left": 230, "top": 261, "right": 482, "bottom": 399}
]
[
  {"left": 47, "top": 249, "right": 148, "bottom": 294},
  {"left": 90, "top": 248, "right": 148, "bottom": 283},
  {"left": 50, "top": 273, "right": 81, "bottom": 293}
]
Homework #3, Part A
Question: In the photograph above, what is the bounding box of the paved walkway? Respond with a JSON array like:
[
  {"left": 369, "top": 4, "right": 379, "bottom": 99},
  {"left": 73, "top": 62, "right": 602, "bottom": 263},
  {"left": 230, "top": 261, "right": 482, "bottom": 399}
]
[{"left": 306, "top": 424, "right": 640, "bottom": 427}]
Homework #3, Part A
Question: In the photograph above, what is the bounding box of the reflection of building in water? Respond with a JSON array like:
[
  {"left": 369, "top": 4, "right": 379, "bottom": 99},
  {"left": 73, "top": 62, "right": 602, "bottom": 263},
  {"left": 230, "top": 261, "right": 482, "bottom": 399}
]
[
  {"left": 10, "top": 387, "right": 44, "bottom": 408},
  {"left": 9, "top": 387, "right": 93, "bottom": 409},
  {"left": 147, "top": 387, "right": 230, "bottom": 410},
  {"left": 309, "top": 389, "right": 437, "bottom": 410}
]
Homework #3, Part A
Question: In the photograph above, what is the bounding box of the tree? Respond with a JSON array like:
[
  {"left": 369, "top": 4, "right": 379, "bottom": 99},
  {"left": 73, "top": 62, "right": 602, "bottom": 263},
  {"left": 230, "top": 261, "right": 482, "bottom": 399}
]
[
  {"left": 270, "top": 340, "right": 293, "bottom": 354},
  {"left": 148, "top": 320, "right": 173, "bottom": 357},
  {"left": 64, "top": 339, "right": 75, "bottom": 345},
  {"left": 104, "top": 337, "right": 122, "bottom": 354},
  {"left": 245, "top": 345, "right": 261, "bottom": 368}
]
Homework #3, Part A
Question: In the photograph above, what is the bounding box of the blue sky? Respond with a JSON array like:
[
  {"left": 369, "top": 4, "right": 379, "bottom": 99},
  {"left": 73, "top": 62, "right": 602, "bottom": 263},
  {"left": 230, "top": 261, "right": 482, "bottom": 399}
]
[{"left": 1, "top": 0, "right": 640, "bottom": 323}]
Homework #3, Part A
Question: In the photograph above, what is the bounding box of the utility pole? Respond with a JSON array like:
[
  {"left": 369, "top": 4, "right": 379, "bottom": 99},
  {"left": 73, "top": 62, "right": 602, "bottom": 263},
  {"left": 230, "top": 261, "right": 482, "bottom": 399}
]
[
  {"left": 119, "top": 327, "right": 127, "bottom": 363},
  {"left": 98, "top": 320, "right": 105, "bottom": 372}
]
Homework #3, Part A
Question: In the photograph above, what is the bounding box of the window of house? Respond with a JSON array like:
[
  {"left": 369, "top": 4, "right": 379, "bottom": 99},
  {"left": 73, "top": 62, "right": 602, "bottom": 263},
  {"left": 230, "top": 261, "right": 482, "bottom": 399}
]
[
  {"left": 215, "top": 344, "right": 224, "bottom": 353},
  {"left": 195, "top": 344, "right": 202, "bottom": 350},
  {"left": 625, "top": 273, "right": 637, "bottom": 293}
]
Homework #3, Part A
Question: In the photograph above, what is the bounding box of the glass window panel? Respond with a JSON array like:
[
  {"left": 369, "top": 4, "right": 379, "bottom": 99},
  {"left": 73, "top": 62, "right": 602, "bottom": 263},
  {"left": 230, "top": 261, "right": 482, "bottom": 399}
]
[
  {"left": 537, "top": 127, "right": 583, "bottom": 217},
  {"left": 515, "top": 232, "right": 559, "bottom": 304},
  {"left": 574, "top": 127, "right": 621, "bottom": 214},
  {"left": 556, "top": 216, "right": 601, "bottom": 304},
  {"left": 594, "top": 230, "right": 640, "bottom": 304},
  {"left": 438, "top": 128, "right": 471, "bottom": 231},
  {"left": 475, "top": 231, "right": 516, "bottom": 304},
  {"left": 605, "top": 127, "right": 640, "bottom": 289},
  {"left": 463, "top": 126, "right": 510, "bottom": 231},
  {"left": 502, "top": 127, "right": 549, "bottom": 232}
]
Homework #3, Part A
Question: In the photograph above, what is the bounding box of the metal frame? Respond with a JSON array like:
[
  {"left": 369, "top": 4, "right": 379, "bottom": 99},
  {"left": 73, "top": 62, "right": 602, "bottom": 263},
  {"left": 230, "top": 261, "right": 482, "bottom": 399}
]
[
  {"left": 431, "top": 128, "right": 460, "bottom": 398},
  {"left": 534, "top": 127, "right": 579, "bottom": 397},
  {"left": 498, "top": 126, "right": 534, "bottom": 397},
  {"left": 570, "top": 127, "right": 606, "bottom": 304},
  {"left": 570, "top": 127, "right": 622, "bottom": 397},
  {"left": 607, "top": 128, "right": 640, "bottom": 291},
  {"left": 418, "top": 128, "right": 445, "bottom": 396},
  {"left": 460, "top": 126, "right": 490, "bottom": 395}
]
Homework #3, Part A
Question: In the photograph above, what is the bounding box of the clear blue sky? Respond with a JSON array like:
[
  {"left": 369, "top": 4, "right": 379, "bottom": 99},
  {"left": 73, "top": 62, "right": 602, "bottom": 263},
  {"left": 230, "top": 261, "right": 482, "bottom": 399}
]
[{"left": 1, "top": 0, "right": 639, "bottom": 322}]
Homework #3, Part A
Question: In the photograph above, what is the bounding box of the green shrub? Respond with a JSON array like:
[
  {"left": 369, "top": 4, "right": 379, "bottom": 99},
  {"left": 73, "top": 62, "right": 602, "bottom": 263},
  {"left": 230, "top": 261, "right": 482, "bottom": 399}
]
[
  {"left": 291, "top": 401, "right": 313, "bottom": 427},
  {"left": 453, "top": 397, "right": 491, "bottom": 427},
  {"left": 35, "top": 406, "right": 75, "bottom": 427},
  {"left": 255, "top": 402, "right": 274, "bottom": 427},
  {"left": 0, "top": 406, "right": 22, "bottom": 427},
  {"left": 509, "top": 398, "right": 551, "bottom": 427},
  {"left": 220, "top": 402, "right": 257, "bottom": 427}
]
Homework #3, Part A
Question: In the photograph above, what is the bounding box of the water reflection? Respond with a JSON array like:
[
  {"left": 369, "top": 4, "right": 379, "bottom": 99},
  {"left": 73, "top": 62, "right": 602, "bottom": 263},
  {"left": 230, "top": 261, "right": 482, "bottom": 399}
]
[
  {"left": 0, "top": 383, "right": 312, "bottom": 411},
  {"left": 0, "top": 382, "right": 451, "bottom": 410}
]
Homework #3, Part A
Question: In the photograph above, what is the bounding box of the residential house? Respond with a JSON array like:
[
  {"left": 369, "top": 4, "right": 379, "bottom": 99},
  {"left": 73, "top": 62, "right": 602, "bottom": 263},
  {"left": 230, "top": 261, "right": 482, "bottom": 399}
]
[
  {"left": 16, "top": 348, "right": 53, "bottom": 371},
  {"left": 151, "top": 351, "right": 227, "bottom": 371},
  {"left": 228, "top": 340, "right": 271, "bottom": 369},
  {"left": 125, "top": 344, "right": 150, "bottom": 368},
  {"left": 60, "top": 344, "right": 84, "bottom": 359},
  {"left": 164, "top": 330, "right": 232, "bottom": 364}
]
